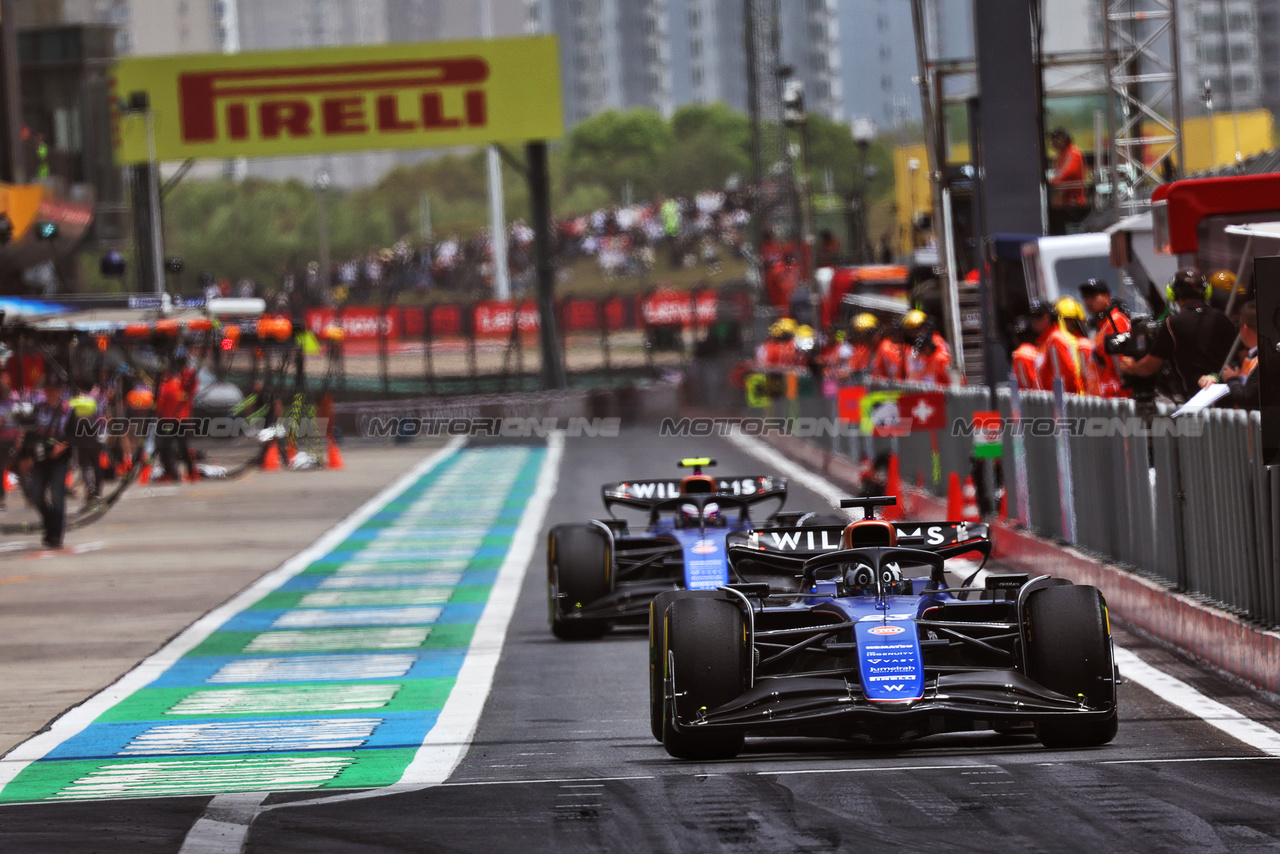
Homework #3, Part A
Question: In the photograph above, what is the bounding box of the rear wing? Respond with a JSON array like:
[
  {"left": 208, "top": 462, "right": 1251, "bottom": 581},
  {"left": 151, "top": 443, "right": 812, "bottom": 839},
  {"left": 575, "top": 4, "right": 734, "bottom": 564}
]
[
  {"left": 601, "top": 476, "right": 786, "bottom": 515},
  {"left": 727, "top": 521, "right": 990, "bottom": 557}
]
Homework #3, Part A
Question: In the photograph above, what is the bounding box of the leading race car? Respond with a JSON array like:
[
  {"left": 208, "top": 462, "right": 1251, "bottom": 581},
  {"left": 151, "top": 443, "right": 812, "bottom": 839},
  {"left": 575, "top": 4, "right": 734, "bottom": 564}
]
[
  {"left": 548, "top": 458, "right": 804, "bottom": 640},
  {"left": 649, "top": 496, "right": 1118, "bottom": 758}
]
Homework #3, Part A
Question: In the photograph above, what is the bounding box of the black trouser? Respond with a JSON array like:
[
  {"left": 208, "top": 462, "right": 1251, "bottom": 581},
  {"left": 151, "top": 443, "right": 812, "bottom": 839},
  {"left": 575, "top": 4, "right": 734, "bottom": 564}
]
[
  {"left": 27, "top": 456, "right": 69, "bottom": 546},
  {"left": 156, "top": 433, "right": 195, "bottom": 480},
  {"left": 75, "top": 443, "right": 102, "bottom": 499}
]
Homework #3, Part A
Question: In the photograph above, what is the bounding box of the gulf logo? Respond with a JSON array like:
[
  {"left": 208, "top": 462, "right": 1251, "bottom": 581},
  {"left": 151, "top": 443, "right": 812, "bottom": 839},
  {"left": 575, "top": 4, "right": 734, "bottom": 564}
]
[
  {"left": 868, "top": 625, "right": 905, "bottom": 636},
  {"left": 691, "top": 539, "right": 718, "bottom": 554}
]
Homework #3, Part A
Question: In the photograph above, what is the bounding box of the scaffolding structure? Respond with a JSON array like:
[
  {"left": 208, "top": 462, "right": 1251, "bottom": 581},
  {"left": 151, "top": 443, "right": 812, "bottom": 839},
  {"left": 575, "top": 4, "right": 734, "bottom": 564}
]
[
  {"left": 744, "top": 0, "right": 791, "bottom": 236},
  {"left": 1102, "top": 0, "right": 1185, "bottom": 216}
]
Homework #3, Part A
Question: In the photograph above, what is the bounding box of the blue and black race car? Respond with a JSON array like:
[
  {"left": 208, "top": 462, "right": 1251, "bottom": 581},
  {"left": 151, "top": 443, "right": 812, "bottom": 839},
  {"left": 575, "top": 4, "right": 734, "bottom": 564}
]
[
  {"left": 649, "top": 496, "right": 1119, "bottom": 757},
  {"left": 547, "top": 458, "right": 801, "bottom": 640}
]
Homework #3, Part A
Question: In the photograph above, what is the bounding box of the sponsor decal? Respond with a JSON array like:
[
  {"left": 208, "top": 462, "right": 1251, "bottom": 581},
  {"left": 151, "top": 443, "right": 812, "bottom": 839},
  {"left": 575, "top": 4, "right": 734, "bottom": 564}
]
[
  {"left": 691, "top": 539, "right": 717, "bottom": 555},
  {"left": 867, "top": 625, "right": 905, "bottom": 636},
  {"left": 112, "top": 37, "right": 563, "bottom": 163}
]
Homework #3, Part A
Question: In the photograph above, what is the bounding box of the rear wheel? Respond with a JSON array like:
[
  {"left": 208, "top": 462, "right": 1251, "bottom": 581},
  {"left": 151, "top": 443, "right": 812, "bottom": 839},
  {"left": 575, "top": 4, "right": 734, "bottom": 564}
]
[
  {"left": 547, "top": 525, "right": 610, "bottom": 640},
  {"left": 1025, "top": 584, "right": 1118, "bottom": 748},
  {"left": 662, "top": 594, "right": 748, "bottom": 760}
]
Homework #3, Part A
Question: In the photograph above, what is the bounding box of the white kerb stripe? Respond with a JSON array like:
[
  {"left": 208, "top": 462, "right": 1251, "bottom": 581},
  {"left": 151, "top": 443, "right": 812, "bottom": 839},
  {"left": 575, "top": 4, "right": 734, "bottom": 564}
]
[{"left": 1112, "top": 647, "right": 1280, "bottom": 756}]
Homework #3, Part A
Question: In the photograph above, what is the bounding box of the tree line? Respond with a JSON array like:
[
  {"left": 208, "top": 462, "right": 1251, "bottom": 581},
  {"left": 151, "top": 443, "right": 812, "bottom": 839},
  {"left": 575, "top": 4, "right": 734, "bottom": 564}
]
[{"left": 158, "top": 103, "right": 897, "bottom": 291}]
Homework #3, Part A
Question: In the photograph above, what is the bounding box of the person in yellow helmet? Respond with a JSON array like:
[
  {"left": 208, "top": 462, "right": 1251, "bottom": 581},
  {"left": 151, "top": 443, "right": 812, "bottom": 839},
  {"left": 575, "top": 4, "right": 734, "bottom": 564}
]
[
  {"left": 758, "top": 317, "right": 801, "bottom": 369},
  {"left": 1208, "top": 269, "right": 1236, "bottom": 293},
  {"left": 1055, "top": 296, "right": 1098, "bottom": 395},
  {"left": 849, "top": 313, "right": 877, "bottom": 374},
  {"left": 903, "top": 310, "right": 955, "bottom": 385}
]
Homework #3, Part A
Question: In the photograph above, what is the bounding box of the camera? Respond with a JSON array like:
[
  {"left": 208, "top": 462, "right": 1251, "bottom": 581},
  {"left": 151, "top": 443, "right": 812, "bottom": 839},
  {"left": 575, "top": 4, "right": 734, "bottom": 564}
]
[{"left": 1104, "top": 315, "right": 1159, "bottom": 359}]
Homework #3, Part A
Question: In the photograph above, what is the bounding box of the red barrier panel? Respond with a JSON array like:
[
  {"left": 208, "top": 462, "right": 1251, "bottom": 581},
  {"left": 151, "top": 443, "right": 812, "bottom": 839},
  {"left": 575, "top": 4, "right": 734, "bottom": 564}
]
[
  {"left": 305, "top": 307, "right": 397, "bottom": 340},
  {"left": 400, "top": 307, "right": 425, "bottom": 338},
  {"left": 640, "top": 291, "right": 717, "bottom": 327},
  {"left": 561, "top": 298, "right": 603, "bottom": 333},
  {"left": 429, "top": 304, "right": 465, "bottom": 337},
  {"left": 473, "top": 300, "right": 540, "bottom": 337},
  {"left": 305, "top": 289, "right": 727, "bottom": 341}
]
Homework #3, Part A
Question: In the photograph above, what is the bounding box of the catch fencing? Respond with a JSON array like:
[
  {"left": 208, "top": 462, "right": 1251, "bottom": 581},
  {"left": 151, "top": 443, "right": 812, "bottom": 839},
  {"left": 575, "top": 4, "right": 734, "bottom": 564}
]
[{"left": 741, "top": 379, "right": 1280, "bottom": 627}]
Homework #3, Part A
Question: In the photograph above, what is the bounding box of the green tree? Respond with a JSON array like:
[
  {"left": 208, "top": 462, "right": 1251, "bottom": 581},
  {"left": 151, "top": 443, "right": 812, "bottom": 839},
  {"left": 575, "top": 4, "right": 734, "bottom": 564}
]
[
  {"left": 659, "top": 103, "right": 751, "bottom": 195},
  {"left": 566, "top": 108, "right": 673, "bottom": 200}
]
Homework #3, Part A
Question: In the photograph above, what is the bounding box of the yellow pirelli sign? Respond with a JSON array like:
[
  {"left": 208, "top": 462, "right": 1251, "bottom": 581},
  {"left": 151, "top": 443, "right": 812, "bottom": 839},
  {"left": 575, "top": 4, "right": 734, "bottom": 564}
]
[{"left": 111, "top": 36, "right": 563, "bottom": 163}]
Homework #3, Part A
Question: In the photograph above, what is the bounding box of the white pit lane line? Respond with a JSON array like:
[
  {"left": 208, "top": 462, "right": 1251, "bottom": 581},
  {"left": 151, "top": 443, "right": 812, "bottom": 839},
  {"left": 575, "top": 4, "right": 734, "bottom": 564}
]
[{"left": 725, "top": 429, "right": 1280, "bottom": 757}]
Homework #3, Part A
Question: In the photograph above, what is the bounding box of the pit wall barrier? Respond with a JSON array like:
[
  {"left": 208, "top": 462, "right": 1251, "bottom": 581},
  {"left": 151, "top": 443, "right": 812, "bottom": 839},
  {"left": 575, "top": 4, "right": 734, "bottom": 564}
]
[
  {"left": 725, "top": 378, "right": 1279, "bottom": 628},
  {"left": 759, "top": 427, "right": 1280, "bottom": 698}
]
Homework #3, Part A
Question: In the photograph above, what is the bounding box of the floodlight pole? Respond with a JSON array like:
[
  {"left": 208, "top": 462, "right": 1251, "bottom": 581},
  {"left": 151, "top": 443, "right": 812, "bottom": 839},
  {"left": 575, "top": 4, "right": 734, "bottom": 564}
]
[
  {"left": 316, "top": 169, "right": 330, "bottom": 299},
  {"left": 482, "top": 0, "right": 511, "bottom": 300},
  {"left": 527, "top": 141, "right": 565, "bottom": 390}
]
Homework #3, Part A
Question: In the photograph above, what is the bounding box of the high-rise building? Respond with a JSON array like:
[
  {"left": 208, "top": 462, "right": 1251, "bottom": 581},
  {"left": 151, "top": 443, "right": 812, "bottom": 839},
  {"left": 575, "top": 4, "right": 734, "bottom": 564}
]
[
  {"left": 1178, "top": 0, "right": 1262, "bottom": 116},
  {"left": 781, "top": 0, "right": 840, "bottom": 120},
  {"left": 1259, "top": 0, "right": 1280, "bottom": 120},
  {"left": 837, "top": 0, "right": 920, "bottom": 130},
  {"left": 232, "top": 0, "right": 527, "bottom": 186},
  {"left": 527, "top": 0, "right": 671, "bottom": 124}
]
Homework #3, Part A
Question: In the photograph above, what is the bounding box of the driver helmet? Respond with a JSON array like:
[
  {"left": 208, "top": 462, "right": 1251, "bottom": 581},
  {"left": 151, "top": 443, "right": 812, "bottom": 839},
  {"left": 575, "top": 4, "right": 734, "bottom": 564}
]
[{"left": 679, "top": 502, "right": 722, "bottom": 526}]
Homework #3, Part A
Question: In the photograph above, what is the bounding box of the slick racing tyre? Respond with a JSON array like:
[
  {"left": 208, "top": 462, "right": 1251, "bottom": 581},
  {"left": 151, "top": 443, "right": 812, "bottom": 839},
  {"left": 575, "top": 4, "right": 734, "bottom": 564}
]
[
  {"left": 662, "top": 594, "right": 749, "bottom": 760},
  {"left": 1025, "top": 584, "right": 1119, "bottom": 748},
  {"left": 650, "top": 590, "right": 717, "bottom": 742},
  {"left": 548, "top": 524, "right": 611, "bottom": 640}
]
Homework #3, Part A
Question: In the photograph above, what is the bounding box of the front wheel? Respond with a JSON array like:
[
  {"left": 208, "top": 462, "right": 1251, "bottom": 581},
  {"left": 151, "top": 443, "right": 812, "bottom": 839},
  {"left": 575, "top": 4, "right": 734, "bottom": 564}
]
[
  {"left": 662, "top": 594, "right": 748, "bottom": 760},
  {"left": 1025, "top": 584, "right": 1118, "bottom": 748},
  {"left": 547, "top": 525, "right": 611, "bottom": 640},
  {"left": 650, "top": 590, "right": 714, "bottom": 742}
]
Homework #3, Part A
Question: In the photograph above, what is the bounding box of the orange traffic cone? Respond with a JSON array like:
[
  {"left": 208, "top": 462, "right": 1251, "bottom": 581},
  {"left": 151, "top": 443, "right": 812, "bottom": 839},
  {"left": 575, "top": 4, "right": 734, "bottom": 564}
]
[
  {"left": 961, "top": 476, "right": 982, "bottom": 522},
  {"left": 285, "top": 442, "right": 297, "bottom": 466},
  {"left": 998, "top": 488, "right": 1008, "bottom": 521},
  {"left": 262, "top": 442, "right": 280, "bottom": 471},
  {"left": 882, "top": 453, "right": 903, "bottom": 520},
  {"left": 138, "top": 462, "right": 152, "bottom": 485},
  {"left": 326, "top": 437, "right": 345, "bottom": 470},
  {"left": 945, "top": 472, "right": 962, "bottom": 521}
]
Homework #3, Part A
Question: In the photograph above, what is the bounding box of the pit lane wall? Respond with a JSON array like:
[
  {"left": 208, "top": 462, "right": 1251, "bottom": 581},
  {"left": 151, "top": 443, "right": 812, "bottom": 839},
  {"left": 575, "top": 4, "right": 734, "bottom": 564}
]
[
  {"left": 757, "top": 427, "right": 1280, "bottom": 699},
  {"left": 686, "top": 358, "right": 1280, "bottom": 686}
]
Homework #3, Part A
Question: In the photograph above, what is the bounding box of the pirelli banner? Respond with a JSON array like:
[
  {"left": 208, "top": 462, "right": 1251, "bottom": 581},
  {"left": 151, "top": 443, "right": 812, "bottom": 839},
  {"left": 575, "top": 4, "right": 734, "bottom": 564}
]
[{"left": 111, "top": 36, "right": 564, "bottom": 163}]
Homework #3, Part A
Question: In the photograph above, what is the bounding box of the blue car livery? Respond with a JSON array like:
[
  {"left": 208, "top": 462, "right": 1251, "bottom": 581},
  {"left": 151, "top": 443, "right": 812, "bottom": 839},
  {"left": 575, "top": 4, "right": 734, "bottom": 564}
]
[
  {"left": 546, "top": 458, "right": 791, "bottom": 640},
  {"left": 650, "top": 496, "right": 1119, "bottom": 758}
]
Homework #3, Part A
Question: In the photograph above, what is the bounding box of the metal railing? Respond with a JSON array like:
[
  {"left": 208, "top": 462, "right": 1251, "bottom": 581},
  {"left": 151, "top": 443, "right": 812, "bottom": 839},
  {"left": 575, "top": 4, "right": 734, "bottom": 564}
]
[{"left": 753, "top": 380, "right": 1280, "bottom": 626}]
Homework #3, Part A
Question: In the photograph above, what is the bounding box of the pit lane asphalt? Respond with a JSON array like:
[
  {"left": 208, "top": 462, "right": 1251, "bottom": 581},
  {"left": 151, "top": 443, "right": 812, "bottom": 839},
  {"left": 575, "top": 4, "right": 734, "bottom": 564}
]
[{"left": 4, "top": 429, "right": 1280, "bottom": 853}]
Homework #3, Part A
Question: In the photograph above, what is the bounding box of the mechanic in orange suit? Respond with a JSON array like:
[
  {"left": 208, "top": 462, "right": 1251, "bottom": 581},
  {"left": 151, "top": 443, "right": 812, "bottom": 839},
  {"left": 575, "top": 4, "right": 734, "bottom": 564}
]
[
  {"left": 1010, "top": 317, "right": 1041, "bottom": 390},
  {"left": 1056, "top": 297, "right": 1099, "bottom": 396},
  {"left": 1079, "top": 278, "right": 1131, "bottom": 398},
  {"left": 1049, "top": 127, "right": 1087, "bottom": 208},
  {"left": 1029, "top": 300, "right": 1082, "bottom": 394},
  {"left": 849, "top": 313, "right": 878, "bottom": 375},
  {"left": 871, "top": 320, "right": 907, "bottom": 382}
]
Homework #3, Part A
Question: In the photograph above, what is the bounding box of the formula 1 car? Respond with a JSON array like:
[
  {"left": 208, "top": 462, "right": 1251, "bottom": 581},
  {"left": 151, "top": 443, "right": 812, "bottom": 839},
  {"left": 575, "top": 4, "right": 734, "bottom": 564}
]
[
  {"left": 649, "top": 496, "right": 1118, "bottom": 757},
  {"left": 548, "top": 458, "right": 803, "bottom": 640}
]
